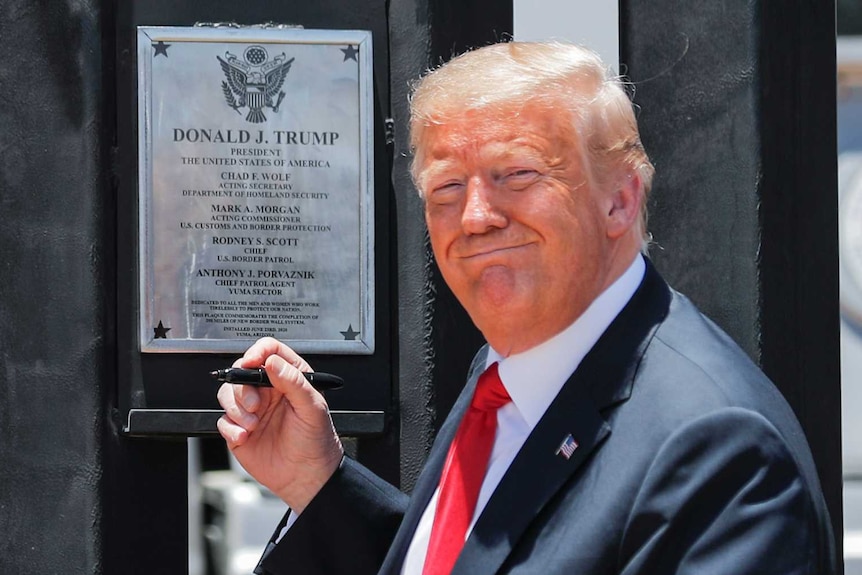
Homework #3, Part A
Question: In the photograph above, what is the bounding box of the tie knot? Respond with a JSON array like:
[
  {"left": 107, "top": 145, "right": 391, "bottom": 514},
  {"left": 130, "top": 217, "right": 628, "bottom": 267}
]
[{"left": 471, "top": 362, "right": 510, "bottom": 412}]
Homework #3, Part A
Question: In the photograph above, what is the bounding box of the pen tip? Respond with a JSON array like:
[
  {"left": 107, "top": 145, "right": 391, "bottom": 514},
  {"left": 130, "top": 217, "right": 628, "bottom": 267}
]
[{"left": 209, "top": 370, "right": 219, "bottom": 379}]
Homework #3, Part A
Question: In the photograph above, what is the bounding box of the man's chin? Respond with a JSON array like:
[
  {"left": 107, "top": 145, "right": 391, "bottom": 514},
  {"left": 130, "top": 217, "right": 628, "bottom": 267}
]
[
  {"left": 444, "top": 265, "right": 537, "bottom": 316},
  {"left": 475, "top": 268, "right": 523, "bottom": 305}
]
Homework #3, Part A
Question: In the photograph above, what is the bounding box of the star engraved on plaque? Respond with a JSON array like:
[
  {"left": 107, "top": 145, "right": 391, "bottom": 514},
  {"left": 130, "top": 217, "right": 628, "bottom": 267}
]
[
  {"left": 340, "top": 45, "right": 359, "bottom": 62},
  {"left": 153, "top": 321, "right": 172, "bottom": 339},
  {"left": 152, "top": 41, "right": 171, "bottom": 57},
  {"left": 340, "top": 324, "right": 360, "bottom": 341}
]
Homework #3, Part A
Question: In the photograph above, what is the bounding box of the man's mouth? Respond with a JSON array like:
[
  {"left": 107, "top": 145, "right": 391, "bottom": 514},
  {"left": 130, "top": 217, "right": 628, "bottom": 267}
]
[{"left": 458, "top": 242, "right": 533, "bottom": 260}]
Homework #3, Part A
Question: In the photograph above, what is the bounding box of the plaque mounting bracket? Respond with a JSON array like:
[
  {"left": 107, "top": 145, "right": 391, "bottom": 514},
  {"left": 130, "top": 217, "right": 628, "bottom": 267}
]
[{"left": 123, "top": 409, "right": 386, "bottom": 438}]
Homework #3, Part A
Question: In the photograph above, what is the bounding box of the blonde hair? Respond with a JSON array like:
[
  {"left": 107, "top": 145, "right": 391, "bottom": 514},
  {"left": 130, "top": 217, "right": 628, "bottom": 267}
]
[{"left": 409, "top": 42, "right": 655, "bottom": 243}]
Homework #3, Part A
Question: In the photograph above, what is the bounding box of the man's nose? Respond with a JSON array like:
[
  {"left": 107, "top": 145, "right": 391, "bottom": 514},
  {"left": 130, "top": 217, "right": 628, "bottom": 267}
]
[{"left": 461, "top": 177, "right": 507, "bottom": 234}]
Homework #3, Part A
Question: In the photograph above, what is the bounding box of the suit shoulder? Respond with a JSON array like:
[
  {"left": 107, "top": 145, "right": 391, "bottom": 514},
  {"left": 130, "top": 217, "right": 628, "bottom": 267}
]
[
  {"left": 654, "top": 290, "right": 765, "bottom": 385},
  {"left": 640, "top": 290, "right": 794, "bottom": 420},
  {"left": 621, "top": 288, "right": 829, "bottom": 526},
  {"left": 619, "top": 408, "right": 833, "bottom": 575}
]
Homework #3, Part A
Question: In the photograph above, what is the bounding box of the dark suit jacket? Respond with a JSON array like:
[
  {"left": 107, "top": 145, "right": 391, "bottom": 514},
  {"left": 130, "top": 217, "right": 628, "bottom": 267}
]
[{"left": 257, "top": 262, "right": 836, "bottom": 575}]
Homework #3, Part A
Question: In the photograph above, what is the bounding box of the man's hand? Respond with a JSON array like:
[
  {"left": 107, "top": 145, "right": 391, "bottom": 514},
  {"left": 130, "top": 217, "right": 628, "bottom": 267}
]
[{"left": 217, "top": 337, "right": 344, "bottom": 514}]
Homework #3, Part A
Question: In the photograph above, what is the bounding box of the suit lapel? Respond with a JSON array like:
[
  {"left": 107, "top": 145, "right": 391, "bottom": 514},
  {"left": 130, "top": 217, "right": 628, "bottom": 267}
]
[{"left": 452, "top": 261, "right": 671, "bottom": 575}]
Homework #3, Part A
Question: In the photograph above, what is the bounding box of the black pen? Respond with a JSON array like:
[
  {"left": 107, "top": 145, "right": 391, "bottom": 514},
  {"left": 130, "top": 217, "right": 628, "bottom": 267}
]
[{"left": 210, "top": 367, "right": 344, "bottom": 391}]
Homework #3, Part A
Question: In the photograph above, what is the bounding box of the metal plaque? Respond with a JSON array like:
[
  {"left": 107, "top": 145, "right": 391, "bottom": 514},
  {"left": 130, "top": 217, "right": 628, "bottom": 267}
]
[{"left": 137, "top": 26, "right": 374, "bottom": 354}]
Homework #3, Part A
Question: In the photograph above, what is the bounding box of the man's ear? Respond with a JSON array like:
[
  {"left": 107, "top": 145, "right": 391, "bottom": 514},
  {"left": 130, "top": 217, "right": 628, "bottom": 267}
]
[{"left": 606, "top": 172, "right": 643, "bottom": 240}]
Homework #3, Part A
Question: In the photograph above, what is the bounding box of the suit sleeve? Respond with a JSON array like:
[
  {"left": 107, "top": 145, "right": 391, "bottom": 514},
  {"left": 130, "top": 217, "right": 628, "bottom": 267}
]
[
  {"left": 257, "top": 456, "right": 409, "bottom": 575},
  {"left": 618, "top": 407, "right": 833, "bottom": 575}
]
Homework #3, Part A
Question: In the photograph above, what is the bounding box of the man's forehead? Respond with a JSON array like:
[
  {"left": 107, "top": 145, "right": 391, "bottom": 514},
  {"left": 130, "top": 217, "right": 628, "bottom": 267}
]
[
  {"left": 417, "top": 105, "right": 577, "bottom": 160},
  {"left": 422, "top": 132, "right": 546, "bottom": 164}
]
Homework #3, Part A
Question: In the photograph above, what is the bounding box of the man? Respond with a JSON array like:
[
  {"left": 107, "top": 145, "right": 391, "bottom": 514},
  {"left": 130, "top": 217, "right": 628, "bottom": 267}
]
[{"left": 218, "top": 42, "right": 836, "bottom": 575}]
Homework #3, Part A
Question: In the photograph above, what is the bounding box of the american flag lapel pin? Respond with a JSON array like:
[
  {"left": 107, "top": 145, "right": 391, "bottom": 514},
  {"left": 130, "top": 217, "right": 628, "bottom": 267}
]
[{"left": 555, "top": 433, "right": 579, "bottom": 460}]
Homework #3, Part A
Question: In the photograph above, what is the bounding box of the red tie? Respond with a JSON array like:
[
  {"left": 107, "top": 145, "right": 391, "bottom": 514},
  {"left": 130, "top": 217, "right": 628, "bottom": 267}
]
[{"left": 422, "top": 362, "right": 511, "bottom": 575}]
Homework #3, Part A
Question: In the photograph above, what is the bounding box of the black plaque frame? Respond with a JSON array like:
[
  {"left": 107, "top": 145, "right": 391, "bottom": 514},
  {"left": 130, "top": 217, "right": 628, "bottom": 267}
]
[{"left": 116, "top": 3, "right": 393, "bottom": 437}]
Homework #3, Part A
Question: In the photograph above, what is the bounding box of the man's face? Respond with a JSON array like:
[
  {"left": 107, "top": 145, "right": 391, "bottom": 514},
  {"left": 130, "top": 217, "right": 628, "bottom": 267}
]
[{"left": 416, "top": 103, "right": 622, "bottom": 355}]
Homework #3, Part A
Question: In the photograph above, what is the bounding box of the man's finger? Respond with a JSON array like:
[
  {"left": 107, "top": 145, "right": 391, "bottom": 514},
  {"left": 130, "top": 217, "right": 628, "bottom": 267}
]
[
  {"left": 217, "top": 383, "right": 260, "bottom": 430},
  {"left": 232, "top": 382, "right": 262, "bottom": 413},
  {"left": 228, "top": 355, "right": 265, "bottom": 412},
  {"left": 265, "top": 354, "right": 321, "bottom": 411},
  {"left": 240, "top": 337, "right": 311, "bottom": 372},
  {"left": 239, "top": 337, "right": 282, "bottom": 368},
  {"left": 217, "top": 414, "right": 249, "bottom": 448}
]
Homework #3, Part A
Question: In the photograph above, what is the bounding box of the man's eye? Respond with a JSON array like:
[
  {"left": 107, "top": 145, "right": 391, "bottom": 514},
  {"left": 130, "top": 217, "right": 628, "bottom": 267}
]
[
  {"left": 428, "top": 182, "right": 463, "bottom": 203},
  {"left": 504, "top": 169, "right": 539, "bottom": 188}
]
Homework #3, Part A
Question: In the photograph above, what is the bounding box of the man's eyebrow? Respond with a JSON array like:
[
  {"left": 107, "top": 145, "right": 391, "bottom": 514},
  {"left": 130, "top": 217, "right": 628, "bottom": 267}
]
[
  {"left": 417, "top": 159, "right": 462, "bottom": 189},
  {"left": 481, "top": 143, "right": 549, "bottom": 165}
]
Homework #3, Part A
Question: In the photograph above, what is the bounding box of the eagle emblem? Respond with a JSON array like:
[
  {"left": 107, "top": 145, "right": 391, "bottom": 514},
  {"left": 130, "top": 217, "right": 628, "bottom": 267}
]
[{"left": 217, "top": 45, "right": 294, "bottom": 123}]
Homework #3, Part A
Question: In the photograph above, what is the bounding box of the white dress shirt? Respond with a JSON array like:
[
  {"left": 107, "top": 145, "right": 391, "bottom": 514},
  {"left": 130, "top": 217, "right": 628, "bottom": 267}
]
[{"left": 400, "top": 255, "right": 645, "bottom": 574}]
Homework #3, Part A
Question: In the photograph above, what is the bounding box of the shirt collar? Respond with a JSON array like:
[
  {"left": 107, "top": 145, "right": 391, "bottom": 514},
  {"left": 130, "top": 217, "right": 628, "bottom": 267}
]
[{"left": 486, "top": 255, "right": 646, "bottom": 428}]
